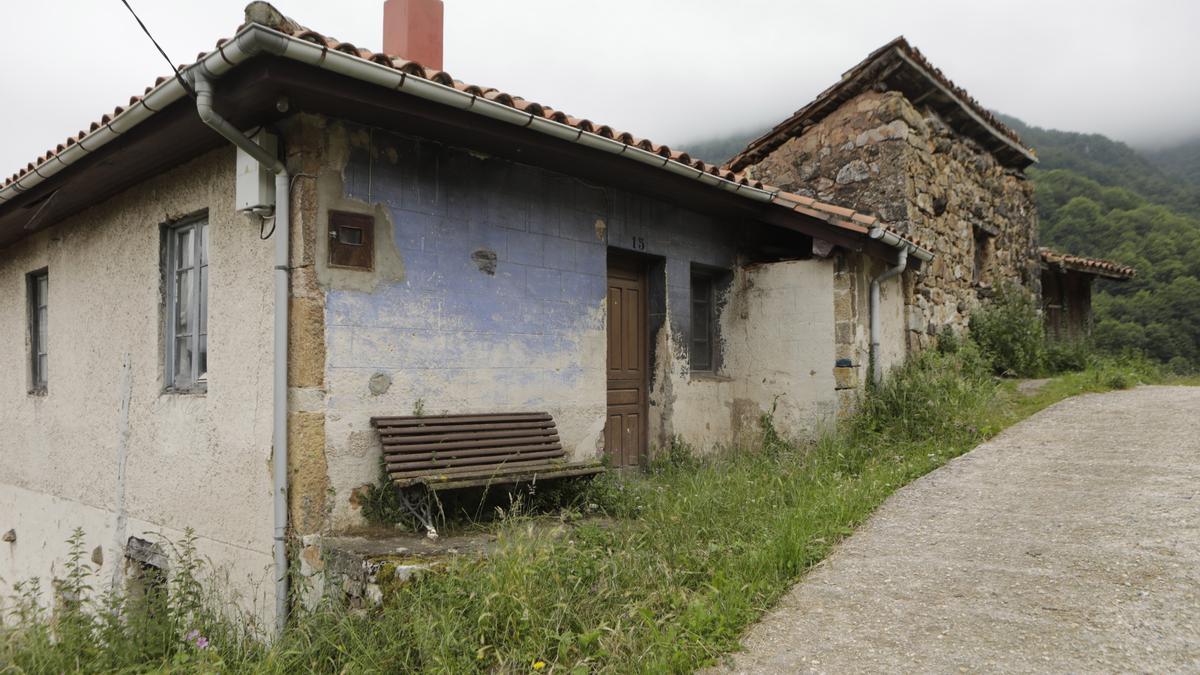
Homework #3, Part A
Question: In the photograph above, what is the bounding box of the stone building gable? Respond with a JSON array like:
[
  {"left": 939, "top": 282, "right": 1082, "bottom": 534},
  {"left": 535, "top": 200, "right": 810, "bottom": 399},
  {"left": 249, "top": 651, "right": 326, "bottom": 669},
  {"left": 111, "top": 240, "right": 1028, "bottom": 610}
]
[{"left": 743, "top": 89, "right": 1040, "bottom": 349}]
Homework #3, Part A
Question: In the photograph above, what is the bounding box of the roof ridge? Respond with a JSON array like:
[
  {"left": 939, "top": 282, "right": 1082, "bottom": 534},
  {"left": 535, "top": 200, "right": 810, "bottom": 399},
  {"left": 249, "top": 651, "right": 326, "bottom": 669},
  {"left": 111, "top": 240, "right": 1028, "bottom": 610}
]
[{"left": 727, "top": 37, "right": 1034, "bottom": 171}]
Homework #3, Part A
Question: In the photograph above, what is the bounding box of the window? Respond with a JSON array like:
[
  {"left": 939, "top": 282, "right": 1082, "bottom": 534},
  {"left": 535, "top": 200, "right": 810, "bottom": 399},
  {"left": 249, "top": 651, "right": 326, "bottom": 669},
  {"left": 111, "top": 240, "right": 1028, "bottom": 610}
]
[
  {"left": 27, "top": 269, "right": 48, "bottom": 393},
  {"left": 165, "top": 217, "right": 208, "bottom": 391},
  {"left": 973, "top": 226, "right": 993, "bottom": 286},
  {"left": 690, "top": 270, "right": 716, "bottom": 372}
]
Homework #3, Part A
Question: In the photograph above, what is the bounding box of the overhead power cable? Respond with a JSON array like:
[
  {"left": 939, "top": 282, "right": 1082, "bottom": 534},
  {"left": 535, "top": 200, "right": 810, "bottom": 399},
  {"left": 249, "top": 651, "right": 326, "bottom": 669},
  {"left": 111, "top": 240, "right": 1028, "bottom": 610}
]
[{"left": 117, "top": 0, "right": 197, "bottom": 99}]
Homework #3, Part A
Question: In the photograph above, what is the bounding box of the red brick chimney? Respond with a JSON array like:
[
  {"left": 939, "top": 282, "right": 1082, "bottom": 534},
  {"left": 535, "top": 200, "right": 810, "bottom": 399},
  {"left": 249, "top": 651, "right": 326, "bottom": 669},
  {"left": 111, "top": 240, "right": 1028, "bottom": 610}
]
[{"left": 383, "top": 0, "right": 444, "bottom": 70}]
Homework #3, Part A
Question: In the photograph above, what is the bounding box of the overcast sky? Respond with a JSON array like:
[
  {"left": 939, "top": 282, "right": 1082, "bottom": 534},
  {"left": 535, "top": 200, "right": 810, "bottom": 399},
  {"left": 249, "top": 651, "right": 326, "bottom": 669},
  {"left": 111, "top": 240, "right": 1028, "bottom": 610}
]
[{"left": 3, "top": 0, "right": 1199, "bottom": 177}]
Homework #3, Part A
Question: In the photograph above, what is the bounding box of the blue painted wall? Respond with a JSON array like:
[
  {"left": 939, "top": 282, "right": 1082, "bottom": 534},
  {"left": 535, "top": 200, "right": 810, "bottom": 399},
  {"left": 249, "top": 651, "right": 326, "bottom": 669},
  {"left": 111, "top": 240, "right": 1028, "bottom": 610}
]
[{"left": 325, "top": 124, "right": 747, "bottom": 455}]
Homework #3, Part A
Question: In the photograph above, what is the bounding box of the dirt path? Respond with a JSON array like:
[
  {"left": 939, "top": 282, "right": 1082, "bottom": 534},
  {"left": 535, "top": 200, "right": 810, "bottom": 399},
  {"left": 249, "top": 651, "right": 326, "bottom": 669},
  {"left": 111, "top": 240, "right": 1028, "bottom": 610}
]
[{"left": 713, "top": 386, "right": 1200, "bottom": 673}]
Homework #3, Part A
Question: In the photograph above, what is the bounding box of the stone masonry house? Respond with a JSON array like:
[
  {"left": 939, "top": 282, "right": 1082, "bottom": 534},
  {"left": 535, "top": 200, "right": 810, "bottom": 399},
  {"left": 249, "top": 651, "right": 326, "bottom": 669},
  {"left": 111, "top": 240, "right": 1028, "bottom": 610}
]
[
  {"left": 728, "top": 37, "right": 1132, "bottom": 390},
  {"left": 729, "top": 37, "right": 1043, "bottom": 392},
  {"left": 0, "top": 2, "right": 929, "bottom": 629}
]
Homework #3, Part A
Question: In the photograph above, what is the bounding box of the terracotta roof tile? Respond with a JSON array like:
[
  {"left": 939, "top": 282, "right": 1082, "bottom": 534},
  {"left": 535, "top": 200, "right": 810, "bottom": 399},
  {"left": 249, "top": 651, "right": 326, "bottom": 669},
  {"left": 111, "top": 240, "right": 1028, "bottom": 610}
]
[
  {"left": 1040, "top": 248, "right": 1135, "bottom": 280},
  {"left": 1, "top": 2, "right": 910, "bottom": 255}
]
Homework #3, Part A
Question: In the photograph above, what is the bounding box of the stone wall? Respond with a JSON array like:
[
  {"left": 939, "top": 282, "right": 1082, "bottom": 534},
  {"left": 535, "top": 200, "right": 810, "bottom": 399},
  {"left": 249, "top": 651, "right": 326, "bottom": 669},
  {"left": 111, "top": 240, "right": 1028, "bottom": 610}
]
[
  {"left": 745, "top": 89, "right": 1040, "bottom": 351},
  {"left": 832, "top": 250, "right": 905, "bottom": 413}
]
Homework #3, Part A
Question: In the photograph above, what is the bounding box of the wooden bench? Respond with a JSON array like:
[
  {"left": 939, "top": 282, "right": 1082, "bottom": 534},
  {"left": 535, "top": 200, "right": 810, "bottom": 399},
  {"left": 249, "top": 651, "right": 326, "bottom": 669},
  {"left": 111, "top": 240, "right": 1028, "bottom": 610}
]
[{"left": 371, "top": 412, "right": 604, "bottom": 492}]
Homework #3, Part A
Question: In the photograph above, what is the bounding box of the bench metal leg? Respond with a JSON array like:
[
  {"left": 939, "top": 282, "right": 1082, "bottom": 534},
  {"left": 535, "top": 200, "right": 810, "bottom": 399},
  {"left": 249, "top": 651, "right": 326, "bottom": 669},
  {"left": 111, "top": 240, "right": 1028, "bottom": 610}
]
[{"left": 398, "top": 486, "right": 441, "bottom": 538}]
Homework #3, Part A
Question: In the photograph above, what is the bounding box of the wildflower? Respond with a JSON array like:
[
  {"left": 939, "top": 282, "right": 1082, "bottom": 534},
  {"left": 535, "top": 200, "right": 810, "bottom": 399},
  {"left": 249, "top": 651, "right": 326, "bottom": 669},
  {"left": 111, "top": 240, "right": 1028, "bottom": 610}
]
[
  {"left": 185, "top": 629, "right": 209, "bottom": 649},
  {"left": 532, "top": 660, "right": 546, "bottom": 670}
]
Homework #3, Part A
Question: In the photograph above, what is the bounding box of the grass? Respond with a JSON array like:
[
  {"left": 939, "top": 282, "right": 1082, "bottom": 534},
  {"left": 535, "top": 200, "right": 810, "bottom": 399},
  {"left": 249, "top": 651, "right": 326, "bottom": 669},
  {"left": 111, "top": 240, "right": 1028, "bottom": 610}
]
[{"left": 0, "top": 348, "right": 1178, "bottom": 673}]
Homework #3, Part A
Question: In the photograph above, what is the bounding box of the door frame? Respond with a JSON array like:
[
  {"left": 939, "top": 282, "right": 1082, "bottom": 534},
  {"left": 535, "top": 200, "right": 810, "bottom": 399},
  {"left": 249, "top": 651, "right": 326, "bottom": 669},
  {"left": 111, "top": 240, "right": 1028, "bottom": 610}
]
[{"left": 605, "top": 248, "right": 651, "bottom": 467}]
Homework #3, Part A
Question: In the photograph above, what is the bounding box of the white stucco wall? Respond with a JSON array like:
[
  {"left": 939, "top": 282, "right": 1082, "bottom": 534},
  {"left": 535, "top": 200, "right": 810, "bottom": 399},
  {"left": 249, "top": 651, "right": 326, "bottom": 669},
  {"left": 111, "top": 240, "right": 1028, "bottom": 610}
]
[
  {"left": 0, "top": 149, "right": 277, "bottom": 629},
  {"left": 658, "top": 258, "right": 839, "bottom": 450}
]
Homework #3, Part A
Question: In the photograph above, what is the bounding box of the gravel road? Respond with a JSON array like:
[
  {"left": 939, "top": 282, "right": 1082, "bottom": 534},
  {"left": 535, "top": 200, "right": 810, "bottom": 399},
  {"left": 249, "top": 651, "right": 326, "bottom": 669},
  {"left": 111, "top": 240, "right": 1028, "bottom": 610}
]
[{"left": 713, "top": 386, "right": 1200, "bottom": 673}]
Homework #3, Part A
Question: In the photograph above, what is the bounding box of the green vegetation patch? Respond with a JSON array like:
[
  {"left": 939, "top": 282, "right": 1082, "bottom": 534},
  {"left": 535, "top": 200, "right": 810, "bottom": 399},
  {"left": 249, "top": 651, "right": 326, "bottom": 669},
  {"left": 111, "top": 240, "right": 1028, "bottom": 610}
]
[{"left": 2, "top": 350, "right": 1176, "bottom": 673}]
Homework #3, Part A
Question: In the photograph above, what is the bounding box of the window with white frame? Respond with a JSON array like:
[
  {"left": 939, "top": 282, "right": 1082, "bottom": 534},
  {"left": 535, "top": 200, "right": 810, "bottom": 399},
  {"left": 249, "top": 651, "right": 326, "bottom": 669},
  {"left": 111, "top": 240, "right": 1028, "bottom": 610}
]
[
  {"left": 164, "top": 217, "right": 208, "bottom": 391},
  {"left": 28, "top": 269, "right": 48, "bottom": 393}
]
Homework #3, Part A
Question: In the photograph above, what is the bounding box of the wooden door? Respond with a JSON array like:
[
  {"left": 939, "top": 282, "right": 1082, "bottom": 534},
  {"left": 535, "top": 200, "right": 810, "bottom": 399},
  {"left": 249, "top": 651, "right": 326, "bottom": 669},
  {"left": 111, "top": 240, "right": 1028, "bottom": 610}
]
[{"left": 606, "top": 256, "right": 647, "bottom": 467}]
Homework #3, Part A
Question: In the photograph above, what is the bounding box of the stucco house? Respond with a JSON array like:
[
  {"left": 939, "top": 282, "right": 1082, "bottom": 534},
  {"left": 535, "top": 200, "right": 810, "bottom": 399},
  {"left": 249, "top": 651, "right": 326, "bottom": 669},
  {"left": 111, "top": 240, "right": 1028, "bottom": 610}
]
[
  {"left": 0, "top": 2, "right": 1128, "bottom": 630},
  {"left": 0, "top": 1, "right": 929, "bottom": 629}
]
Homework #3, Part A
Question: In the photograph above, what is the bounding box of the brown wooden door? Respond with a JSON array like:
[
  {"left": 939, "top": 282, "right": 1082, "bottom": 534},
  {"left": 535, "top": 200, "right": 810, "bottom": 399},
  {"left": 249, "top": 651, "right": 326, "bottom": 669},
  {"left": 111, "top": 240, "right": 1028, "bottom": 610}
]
[{"left": 606, "top": 256, "right": 647, "bottom": 467}]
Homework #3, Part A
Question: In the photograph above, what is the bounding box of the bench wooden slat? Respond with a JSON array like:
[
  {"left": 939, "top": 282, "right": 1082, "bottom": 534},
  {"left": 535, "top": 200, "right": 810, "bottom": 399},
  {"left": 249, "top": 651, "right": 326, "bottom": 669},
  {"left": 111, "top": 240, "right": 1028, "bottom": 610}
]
[
  {"left": 383, "top": 442, "right": 564, "bottom": 463},
  {"left": 387, "top": 446, "right": 562, "bottom": 472},
  {"left": 382, "top": 435, "right": 561, "bottom": 454},
  {"left": 381, "top": 427, "right": 560, "bottom": 446},
  {"left": 388, "top": 448, "right": 567, "bottom": 473},
  {"left": 372, "top": 411, "right": 600, "bottom": 491},
  {"left": 425, "top": 465, "right": 604, "bottom": 491},
  {"left": 375, "top": 420, "right": 555, "bottom": 436},
  {"left": 372, "top": 413, "right": 551, "bottom": 427},
  {"left": 391, "top": 454, "right": 567, "bottom": 476}
]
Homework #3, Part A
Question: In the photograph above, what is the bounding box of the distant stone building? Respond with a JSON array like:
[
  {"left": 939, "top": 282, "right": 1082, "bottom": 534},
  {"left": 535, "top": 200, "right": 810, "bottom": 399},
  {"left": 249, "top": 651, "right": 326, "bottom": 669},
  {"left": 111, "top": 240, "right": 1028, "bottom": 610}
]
[
  {"left": 1039, "top": 249, "right": 1136, "bottom": 340},
  {"left": 731, "top": 38, "right": 1043, "bottom": 374}
]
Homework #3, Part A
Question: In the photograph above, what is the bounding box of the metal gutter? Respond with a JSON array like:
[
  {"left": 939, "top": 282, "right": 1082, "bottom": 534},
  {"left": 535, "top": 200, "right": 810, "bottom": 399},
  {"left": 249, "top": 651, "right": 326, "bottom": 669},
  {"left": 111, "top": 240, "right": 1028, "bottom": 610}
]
[{"left": 194, "top": 65, "right": 291, "bottom": 637}]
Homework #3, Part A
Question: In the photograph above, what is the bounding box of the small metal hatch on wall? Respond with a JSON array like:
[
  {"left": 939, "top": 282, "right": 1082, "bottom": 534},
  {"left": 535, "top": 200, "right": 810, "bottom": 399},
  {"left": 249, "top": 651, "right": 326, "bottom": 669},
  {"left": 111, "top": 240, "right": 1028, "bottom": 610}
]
[{"left": 328, "top": 211, "right": 374, "bottom": 270}]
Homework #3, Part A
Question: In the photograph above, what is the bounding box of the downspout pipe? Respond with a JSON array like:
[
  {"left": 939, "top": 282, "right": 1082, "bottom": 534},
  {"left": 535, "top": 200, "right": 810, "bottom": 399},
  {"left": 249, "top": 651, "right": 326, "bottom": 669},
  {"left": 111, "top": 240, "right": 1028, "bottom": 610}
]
[
  {"left": 869, "top": 246, "right": 908, "bottom": 386},
  {"left": 192, "top": 72, "right": 291, "bottom": 637}
]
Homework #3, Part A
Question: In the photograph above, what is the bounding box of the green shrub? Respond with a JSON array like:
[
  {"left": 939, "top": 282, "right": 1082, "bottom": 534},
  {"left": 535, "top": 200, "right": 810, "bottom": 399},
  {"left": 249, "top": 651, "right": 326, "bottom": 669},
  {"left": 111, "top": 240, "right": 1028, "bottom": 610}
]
[
  {"left": 935, "top": 325, "right": 962, "bottom": 355},
  {"left": 1044, "top": 339, "right": 1093, "bottom": 374},
  {"left": 360, "top": 456, "right": 413, "bottom": 529},
  {"left": 855, "top": 342, "right": 995, "bottom": 443},
  {"left": 969, "top": 283, "right": 1047, "bottom": 377}
]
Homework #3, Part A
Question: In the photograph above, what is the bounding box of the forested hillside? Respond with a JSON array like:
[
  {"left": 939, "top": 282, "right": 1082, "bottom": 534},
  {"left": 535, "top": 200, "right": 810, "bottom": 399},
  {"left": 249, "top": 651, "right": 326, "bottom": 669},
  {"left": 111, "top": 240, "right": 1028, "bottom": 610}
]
[
  {"left": 999, "top": 115, "right": 1200, "bottom": 215},
  {"left": 1145, "top": 137, "right": 1200, "bottom": 189},
  {"left": 680, "top": 115, "right": 1200, "bottom": 371},
  {"left": 1001, "top": 115, "right": 1199, "bottom": 371}
]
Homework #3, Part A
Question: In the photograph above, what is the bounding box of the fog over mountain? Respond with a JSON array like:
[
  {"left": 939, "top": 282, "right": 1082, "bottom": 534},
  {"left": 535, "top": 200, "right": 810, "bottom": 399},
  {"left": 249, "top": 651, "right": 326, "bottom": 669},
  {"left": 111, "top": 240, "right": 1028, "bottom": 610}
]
[{"left": 2, "top": 0, "right": 1199, "bottom": 177}]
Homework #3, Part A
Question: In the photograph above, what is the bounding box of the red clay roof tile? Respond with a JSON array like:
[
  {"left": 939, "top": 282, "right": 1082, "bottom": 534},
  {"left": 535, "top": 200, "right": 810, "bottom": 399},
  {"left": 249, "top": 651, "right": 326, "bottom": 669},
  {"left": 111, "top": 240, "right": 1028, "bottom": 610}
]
[
  {"left": 1040, "top": 248, "right": 1135, "bottom": 280},
  {"left": 2, "top": 2, "right": 909, "bottom": 253}
]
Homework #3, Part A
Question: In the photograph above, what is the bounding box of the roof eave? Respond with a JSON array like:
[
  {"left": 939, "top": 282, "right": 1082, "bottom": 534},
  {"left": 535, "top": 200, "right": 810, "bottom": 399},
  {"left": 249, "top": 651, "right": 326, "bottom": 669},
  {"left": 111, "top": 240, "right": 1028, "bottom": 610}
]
[
  {"left": 889, "top": 50, "right": 1037, "bottom": 168},
  {"left": 2, "top": 22, "right": 908, "bottom": 262}
]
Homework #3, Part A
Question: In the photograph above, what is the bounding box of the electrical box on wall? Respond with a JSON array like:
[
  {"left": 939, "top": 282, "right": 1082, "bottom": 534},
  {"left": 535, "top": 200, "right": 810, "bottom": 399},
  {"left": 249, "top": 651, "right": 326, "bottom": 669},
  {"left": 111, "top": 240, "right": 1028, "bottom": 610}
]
[{"left": 235, "top": 130, "right": 278, "bottom": 213}]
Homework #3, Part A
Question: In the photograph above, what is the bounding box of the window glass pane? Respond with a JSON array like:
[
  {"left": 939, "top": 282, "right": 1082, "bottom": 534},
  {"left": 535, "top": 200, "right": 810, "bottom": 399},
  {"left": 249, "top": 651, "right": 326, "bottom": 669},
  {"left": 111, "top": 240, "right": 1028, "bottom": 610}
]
[
  {"left": 175, "top": 269, "right": 193, "bottom": 335},
  {"left": 690, "top": 275, "right": 713, "bottom": 371},
  {"left": 691, "top": 305, "right": 708, "bottom": 341},
  {"left": 29, "top": 272, "right": 48, "bottom": 389},
  {"left": 37, "top": 307, "right": 48, "bottom": 354},
  {"left": 691, "top": 340, "right": 711, "bottom": 371},
  {"left": 199, "top": 265, "right": 208, "bottom": 337},
  {"left": 198, "top": 334, "right": 207, "bottom": 380},
  {"left": 199, "top": 221, "right": 208, "bottom": 265},
  {"left": 176, "top": 227, "right": 194, "bottom": 270},
  {"left": 175, "top": 335, "right": 192, "bottom": 386}
]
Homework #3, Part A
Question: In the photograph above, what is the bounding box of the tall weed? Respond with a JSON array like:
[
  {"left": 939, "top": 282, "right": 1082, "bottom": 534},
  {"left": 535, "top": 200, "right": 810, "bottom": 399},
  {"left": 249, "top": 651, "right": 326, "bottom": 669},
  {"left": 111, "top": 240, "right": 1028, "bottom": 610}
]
[
  {"left": 969, "top": 283, "right": 1047, "bottom": 376},
  {"left": 2, "top": 352, "right": 1164, "bottom": 673}
]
